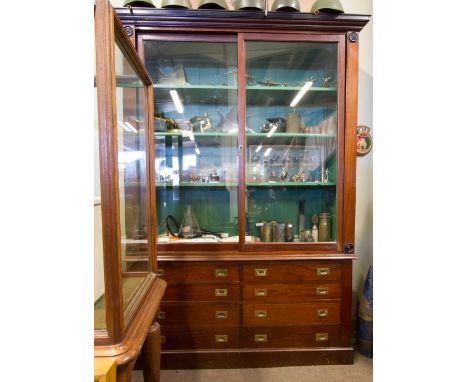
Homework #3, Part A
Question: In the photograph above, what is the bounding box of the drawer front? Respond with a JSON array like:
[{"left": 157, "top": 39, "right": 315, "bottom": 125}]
[
  {"left": 160, "top": 326, "right": 239, "bottom": 350},
  {"left": 163, "top": 284, "right": 241, "bottom": 302},
  {"left": 156, "top": 263, "right": 240, "bottom": 283},
  {"left": 158, "top": 303, "right": 240, "bottom": 326},
  {"left": 243, "top": 302, "right": 341, "bottom": 326},
  {"left": 241, "top": 326, "right": 341, "bottom": 348},
  {"left": 243, "top": 283, "right": 341, "bottom": 301},
  {"left": 242, "top": 263, "right": 341, "bottom": 283}
]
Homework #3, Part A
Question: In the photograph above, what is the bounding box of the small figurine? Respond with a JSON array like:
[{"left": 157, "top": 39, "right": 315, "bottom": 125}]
[
  {"left": 291, "top": 172, "right": 305, "bottom": 182},
  {"left": 324, "top": 168, "right": 330, "bottom": 183},
  {"left": 210, "top": 169, "right": 221, "bottom": 182},
  {"left": 279, "top": 168, "right": 288, "bottom": 182},
  {"left": 269, "top": 170, "right": 277, "bottom": 181},
  {"left": 323, "top": 76, "right": 337, "bottom": 88}
]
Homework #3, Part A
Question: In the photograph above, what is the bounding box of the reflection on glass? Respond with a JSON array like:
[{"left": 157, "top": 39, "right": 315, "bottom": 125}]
[
  {"left": 144, "top": 40, "right": 239, "bottom": 243},
  {"left": 115, "top": 42, "right": 149, "bottom": 308},
  {"left": 244, "top": 41, "right": 338, "bottom": 243}
]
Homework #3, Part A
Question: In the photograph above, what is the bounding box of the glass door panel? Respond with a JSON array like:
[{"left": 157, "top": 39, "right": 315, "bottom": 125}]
[
  {"left": 244, "top": 41, "right": 338, "bottom": 244},
  {"left": 143, "top": 39, "right": 239, "bottom": 244},
  {"left": 114, "top": 41, "right": 149, "bottom": 304}
]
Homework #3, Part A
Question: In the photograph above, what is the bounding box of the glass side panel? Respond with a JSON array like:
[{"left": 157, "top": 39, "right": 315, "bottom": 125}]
[
  {"left": 114, "top": 42, "right": 149, "bottom": 304},
  {"left": 244, "top": 41, "right": 338, "bottom": 244},
  {"left": 144, "top": 40, "right": 239, "bottom": 244}
]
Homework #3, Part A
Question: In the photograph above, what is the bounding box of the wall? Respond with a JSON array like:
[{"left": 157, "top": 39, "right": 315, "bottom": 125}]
[{"left": 109, "top": 0, "right": 374, "bottom": 317}]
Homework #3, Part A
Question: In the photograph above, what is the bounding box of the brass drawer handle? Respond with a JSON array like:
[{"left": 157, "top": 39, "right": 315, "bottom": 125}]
[
  {"left": 215, "top": 335, "right": 228, "bottom": 343},
  {"left": 317, "top": 309, "right": 329, "bottom": 318},
  {"left": 255, "top": 268, "right": 268, "bottom": 277},
  {"left": 317, "top": 268, "right": 330, "bottom": 276},
  {"left": 255, "top": 288, "right": 268, "bottom": 297},
  {"left": 255, "top": 334, "right": 268, "bottom": 343},
  {"left": 215, "top": 268, "right": 228, "bottom": 278},
  {"left": 156, "top": 269, "right": 165, "bottom": 277},
  {"left": 316, "top": 333, "right": 329, "bottom": 342},
  {"left": 157, "top": 311, "right": 165, "bottom": 320},
  {"left": 215, "top": 288, "right": 228, "bottom": 297},
  {"left": 215, "top": 310, "right": 228, "bottom": 319},
  {"left": 255, "top": 309, "right": 267, "bottom": 318},
  {"left": 161, "top": 335, "right": 165, "bottom": 344},
  {"left": 317, "top": 287, "right": 329, "bottom": 295}
]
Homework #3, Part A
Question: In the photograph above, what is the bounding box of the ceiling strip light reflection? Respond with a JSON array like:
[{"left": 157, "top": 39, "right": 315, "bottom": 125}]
[
  {"left": 124, "top": 122, "right": 138, "bottom": 133},
  {"left": 266, "top": 125, "right": 277, "bottom": 138},
  {"left": 170, "top": 89, "right": 184, "bottom": 114},
  {"left": 255, "top": 145, "right": 263, "bottom": 153},
  {"left": 263, "top": 147, "right": 272, "bottom": 157},
  {"left": 290, "top": 81, "right": 313, "bottom": 107},
  {"left": 118, "top": 121, "right": 131, "bottom": 132}
]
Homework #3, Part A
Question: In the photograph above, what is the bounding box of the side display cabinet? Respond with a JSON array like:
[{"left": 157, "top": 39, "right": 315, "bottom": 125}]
[
  {"left": 94, "top": 0, "right": 166, "bottom": 381},
  {"left": 116, "top": 7, "right": 370, "bottom": 369}
]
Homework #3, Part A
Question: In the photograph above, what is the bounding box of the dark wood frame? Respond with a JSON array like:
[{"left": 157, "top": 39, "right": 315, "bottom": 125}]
[{"left": 94, "top": 1, "right": 166, "bottom": 377}]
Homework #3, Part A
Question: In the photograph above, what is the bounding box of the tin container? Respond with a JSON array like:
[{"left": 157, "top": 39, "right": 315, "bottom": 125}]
[
  {"left": 286, "top": 112, "right": 301, "bottom": 133},
  {"left": 318, "top": 212, "right": 331, "bottom": 242},
  {"left": 273, "top": 222, "right": 285, "bottom": 242},
  {"left": 261, "top": 221, "right": 273, "bottom": 242},
  {"left": 285, "top": 222, "right": 294, "bottom": 242}
]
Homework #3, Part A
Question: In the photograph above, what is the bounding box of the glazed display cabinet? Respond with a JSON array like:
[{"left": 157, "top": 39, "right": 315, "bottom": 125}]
[
  {"left": 94, "top": 1, "right": 166, "bottom": 380},
  {"left": 116, "top": 6, "right": 370, "bottom": 369}
]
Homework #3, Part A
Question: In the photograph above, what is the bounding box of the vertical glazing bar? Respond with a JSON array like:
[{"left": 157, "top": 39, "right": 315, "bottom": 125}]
[
  {"left": 343, "top": 36, "right": 359, "bottom": 252},
  {"left": 238, "top": 33, "right": 246, "bottom": 247},
  {"left": 146, "top": 84, "right": 157, "bottom": 272},
  {"left": 336, "top": 36, "right": 346, "bottom": 251}
]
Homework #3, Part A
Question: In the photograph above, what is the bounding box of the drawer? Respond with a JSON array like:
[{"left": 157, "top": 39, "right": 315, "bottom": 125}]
[
  {"left": 156, "top": 263, "right": 240, "bottom": 283},
  {"left": 157, "top": 303, "right": 240, "bottom": 327},
  {"left": 241, "top": 326, "right": 341, "bottom": 348},
  {"left": 242, "top": 263, "right": 341, "bottom": 283},
  {"left": 160, "top": 326, "right": 239, "bottom": 350},
  {"left": 243, "top": 283, "right": 341, "bottom": 301},
  {"left": 163, "top": 284, "right": 241, "bottom": 302},
  {"left": 243, "top": 302, "right": 341, "bottom": 326}
]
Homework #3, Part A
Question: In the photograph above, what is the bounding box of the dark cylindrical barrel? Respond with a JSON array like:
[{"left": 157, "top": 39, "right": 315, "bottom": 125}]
[{"left": 357, "top": 266, "right": 373, "bottom": 358}]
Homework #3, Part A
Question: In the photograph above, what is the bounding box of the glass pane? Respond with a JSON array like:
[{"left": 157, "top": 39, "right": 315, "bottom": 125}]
[
  {"left": 144, "top": 40, "right": 239, "bottom": 244},
  {"left": 115, "top": 42, "right": 149, "bottom": 308},
  {"left": 244, "top": 41, "right": 338, "bottom": 244},
  {"left": 94, "top": 79, "right": 107, "bottom": 330}
]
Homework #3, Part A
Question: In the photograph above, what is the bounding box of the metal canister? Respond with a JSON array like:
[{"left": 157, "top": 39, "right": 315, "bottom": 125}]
[
  {"left": 273, "top": 223, "right": 285, "bottom": 242},
  {"left": 261, "top": 221, "right": 273, "bottom": 242},
  {"left": 286, "top": 112, "right": 301, "bottom": 133},
  {"left": 285, "top": 222, "right": 294, "bottom": 242},
  {"left": 318, "top": 212, "right": 331, "bottom": 242}
]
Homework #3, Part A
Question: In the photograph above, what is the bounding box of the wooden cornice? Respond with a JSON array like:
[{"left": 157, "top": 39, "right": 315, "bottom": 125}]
[{"left": 115, "top": 8, "right": 370, "bottom": 33}]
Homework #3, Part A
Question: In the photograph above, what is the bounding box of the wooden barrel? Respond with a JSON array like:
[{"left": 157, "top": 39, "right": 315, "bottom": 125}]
[{"left": 357, "top": 266, "right": 373, "bottom": 357}]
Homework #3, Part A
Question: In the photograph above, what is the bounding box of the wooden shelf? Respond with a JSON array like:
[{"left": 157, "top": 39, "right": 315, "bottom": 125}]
[
  {"left": 152, "top": 84, "right": 336, "bottom": 106},
  {"left": 156, "top": 182, "right": 237, "bottom": 188},
  {"left": 246, "top": 181, "right": 336, "bottom": 187}
]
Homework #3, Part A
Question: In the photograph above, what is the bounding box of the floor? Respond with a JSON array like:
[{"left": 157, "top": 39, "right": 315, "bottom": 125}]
[{"left": 133, "top": 352, "right": 372, "bottom": 382}]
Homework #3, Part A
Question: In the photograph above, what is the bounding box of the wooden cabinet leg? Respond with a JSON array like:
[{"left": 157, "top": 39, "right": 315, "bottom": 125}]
[
  {"left": 141, "top": 321, "right": 161, "bottom": 382},
  {"left": 117, "top": 359, "right": 137, "bottom": 382}
]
